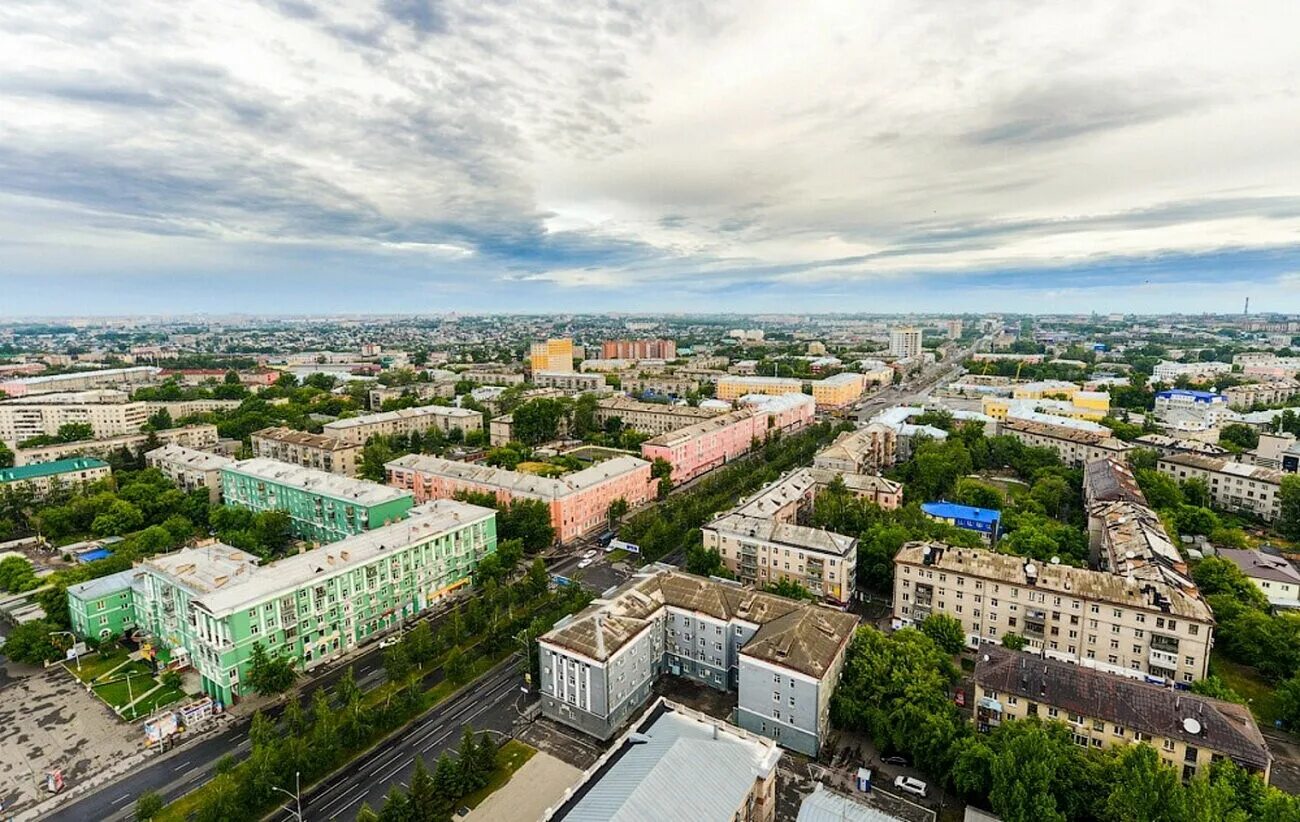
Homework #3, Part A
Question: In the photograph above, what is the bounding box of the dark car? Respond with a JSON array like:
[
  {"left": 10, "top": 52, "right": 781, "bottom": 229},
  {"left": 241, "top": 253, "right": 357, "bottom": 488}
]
[{"left": 882, "top": 755, "right": 908, "bottom": 766}]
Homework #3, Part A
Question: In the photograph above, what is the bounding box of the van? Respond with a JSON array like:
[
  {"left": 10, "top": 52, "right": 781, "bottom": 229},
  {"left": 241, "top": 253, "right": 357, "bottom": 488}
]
[{"left": 893, "top": 775, "right": 927, "bottom": 797}]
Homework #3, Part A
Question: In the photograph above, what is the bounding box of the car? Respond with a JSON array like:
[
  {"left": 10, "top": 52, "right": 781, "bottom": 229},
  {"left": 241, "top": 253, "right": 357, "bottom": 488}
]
[
  {"left": 577, "top": 558, "right": 594, "bottom": 569},
  {"left": 893, "top": 775, "right": 927, "bottom": 797},
  {"left": 378, "top": 634, "right": 402, "bottom": 649},
  {"left": 582, "top": 549, "right": 598, "bottom": 559},
  {"left": 882, "top": 755, "right": 908, "bottom": 766}
]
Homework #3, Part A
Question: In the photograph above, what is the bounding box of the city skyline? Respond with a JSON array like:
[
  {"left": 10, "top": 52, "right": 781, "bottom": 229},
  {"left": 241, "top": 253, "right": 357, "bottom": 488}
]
[{"left": 3, "top": 1, "right": 1299, "bottom": 314}]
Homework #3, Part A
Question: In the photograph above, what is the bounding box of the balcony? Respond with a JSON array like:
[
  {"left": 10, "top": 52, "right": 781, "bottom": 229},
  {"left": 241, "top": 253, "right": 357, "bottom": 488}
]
[
  {"left": 1150, "top": 633, "right": 1179, "bottom": 653},
  {"left": 1149, "top": 649, "right": 1178, "bottom": 668}
]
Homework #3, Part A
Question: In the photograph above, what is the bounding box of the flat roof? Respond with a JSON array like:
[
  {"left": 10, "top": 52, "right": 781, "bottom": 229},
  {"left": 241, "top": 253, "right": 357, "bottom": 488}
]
[
  {"left": 223, "top": 458, "right": 413, "bottom": 506},
  {"left": 5, "top": 366, "right": 158, "bottom": 387},
  {"left": 146, "top": 443, "right": 234, "bottom": 472},
  {"left": 140, "top": 543, "right": 262, "bottom": 596},
  {"left": 921, "top": 501, "right": 1000, "bottom": 524},
  {"left": 322, "top": 403, "right": 479, "bottom": 431},
  {"left": 252, "top": 426, "right": 361, "bottom": 451},
  {"left": 0, "top": 457, "right": 109, "bottom": 483},
  {"left": 387, "top": 453, "right": 649, "bottom": 499}
]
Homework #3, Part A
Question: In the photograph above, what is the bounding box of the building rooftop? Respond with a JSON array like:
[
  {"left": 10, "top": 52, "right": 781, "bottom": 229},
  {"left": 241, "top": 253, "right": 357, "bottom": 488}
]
[
  {"left": 1091, "top": 500, "right": 1192, "bottom": 590},
  {"left": 1132, "top": 434, "right": 1230, "bottom": 457},
  {"left": 642, "top": 410, "right": 757, "bottom": 448},
  {"left": 541, "top": 566, "right": 857, "bottom": 678},
  {"left": 146, "top": 443, "right": 234, "bottom": 472},
  {"left": 1083, "top": 458, "right": 1147, "bottom": 506},
  {"left": 387, "top": 453, "right": 650, "bottom": 500},
  {"left": 1217, "top": 548, "right": 1300, "bottom": 586},
  {"left": 707, "top": 513, "right": 856, "bottom": 558},
  {"left": 807, "top": 468, "right": 903, "bottom": 497},
  {"left": 252, "top": 426, "right": 361, "bottom": 451},
  {"left": 140, "top": 543, "right": 262, "bottom": 596},
  {"left": 1159, "top": 452, "right": 1283, "bottom": 484},
  {"left": 737, "top": 392, "right": 816, "bottom": 414},
  {"left": 67, "top": 569, "right": 137, "bottom": 601},
  {"left": 816, "top": 372, "right": 865, "bottom": 386},
  {"left": 1002, "top": 417, "right": 1128, "bottom": 447},
  {"left": 0, "top": 389, "right": 132, "bottom": 405},
  {"left": 797, "top": 784, "right": 905, "bottom": 822},
  {"left": 895, "top": 542, "right": 1213, "bottom": 622},
  {"left": 224, "top": 458, "right": 413, "bottom": 506},
  {"left": 0, "top": 457, "right": 109, "bottom": 483},
  {"left": 3, "top": 366, "right": 159, "bottom": 388},
  {"left": 730, "top": 468, "right": 817, "bottom": 519},
  {"left": 596, "top": 396, "right": 719, "bottom": 420},
  {"left": 1156, "top": 389, "right": 1225, "bottom": 402},
  {"left": 921, "top": 501, "right": 1001, "bottom": 525},
  {"left": 322, "top": 403, "right": 479, "bottom": 432},
  {"left": 186, "top": 500, "right": 495, "bottom": 616},
  {"left": 974, "top": 646, "right": 1269, "bottom": 772},
  {"left": 719, "top": 375, "right": 803, "bottom": 387},
  {"left": 552, "top": 699, "right": 782, "bottom": 822}
]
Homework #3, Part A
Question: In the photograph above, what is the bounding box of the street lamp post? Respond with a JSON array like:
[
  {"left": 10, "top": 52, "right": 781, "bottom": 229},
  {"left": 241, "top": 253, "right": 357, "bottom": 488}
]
[{"left": 271, "top": 771, "right": 302, "bottom": 821}]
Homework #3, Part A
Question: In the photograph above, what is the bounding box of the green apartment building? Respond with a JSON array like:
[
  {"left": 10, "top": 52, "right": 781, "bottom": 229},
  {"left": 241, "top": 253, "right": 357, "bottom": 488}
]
[
  {"left": 220, "top": 457, "right": 413, "bottom": 543},
  {"left": 68, "top": 499, "right": 497, "bottom": 705},
  {"left": 67, "top": 569, "right": 139, "bottom": 639}
]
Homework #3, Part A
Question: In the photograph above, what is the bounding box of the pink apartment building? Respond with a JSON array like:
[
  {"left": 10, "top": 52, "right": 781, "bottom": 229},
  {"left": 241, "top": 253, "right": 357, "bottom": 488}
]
[
  {"left": 736, "top": 392, "right": 816, "bottom": 434},
  {"left": 385, "top": 453, "right": 654, "bottom": 544},
  {"left": 640, "top": 410, "right": 763, "bottom": 485}
]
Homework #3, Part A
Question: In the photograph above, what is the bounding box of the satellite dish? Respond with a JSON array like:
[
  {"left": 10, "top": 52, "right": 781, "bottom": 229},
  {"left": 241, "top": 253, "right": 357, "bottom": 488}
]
[
  {"left": 1183, "top": 717, "right": 1202, "bottom": 735},
  {"left": 1050, "top": 556, "right": 1060, "bottom": 565},
  {"left": 1024, "top": 563, "right": 1037, "bottom": 576}
]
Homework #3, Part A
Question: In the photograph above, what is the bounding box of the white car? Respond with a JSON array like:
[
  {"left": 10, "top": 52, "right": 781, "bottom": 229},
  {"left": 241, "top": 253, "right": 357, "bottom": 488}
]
[
  {"left": 582, "top": 549, "right": 598, "bottom": 559},
  {"left": 893, "top": 775, "right": 927, "bottom": 797},
  {"left": 577, "top": 558, "right": 594, "bottom": 569},
  {"left": 378, "top": 634, "right": 402, "bottom": 649}
]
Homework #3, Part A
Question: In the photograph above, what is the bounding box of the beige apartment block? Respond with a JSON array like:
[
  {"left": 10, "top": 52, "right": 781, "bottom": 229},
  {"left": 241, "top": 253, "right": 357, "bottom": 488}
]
[
  {"left": 1001, "top": 417, "right": 1132, "bottom": 468},
  {"left": 704, "top": 513, "right": 857, "bottom": 606},
  {"left": 322, "top": 404, "right": 483, "bottom": 445},
  {"left": 146, "top": 444, "right": 235, "bottom": 503},
  {"left": 532, "top": 371, "right": 606, "bottom": 392},
  {"left": 251, "top": 426, "right": 363, "bottom": 476},
  {"left": 1157, "top": 453, "right": 1282, "bottom": 522},
  {"left": 594, "top": 397, "right": 723, "bottom": 436},
  {"left": 13, "top": 424, "right": 218, "bottom": 466},
  {"left": 0, "top": 391, "right": 150, "bottom": 444}
]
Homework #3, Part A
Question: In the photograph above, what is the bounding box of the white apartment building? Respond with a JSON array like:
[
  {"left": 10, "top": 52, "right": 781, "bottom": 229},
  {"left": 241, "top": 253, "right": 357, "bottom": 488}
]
[
  {"left": 1153, "top": 390, "right": 1231, "bottom": 428},
  {"left": 0, "top": 391, "right": 150, "bottom": 445},
  {"left": 1217, "top": 548, "right": 1300, "bottom": 609},
  {"left": 146, "top": 444, "right": 235, "bottom": 503},
  {"left": 321, "top": 404, "right": 483, "bottom": 445},
  {"left": 893, "top": 542, "right": 1214, "bottom": 683},
  {"left": 888, "top": 327, "right": 922, "bottom": 359},
  {"left": 1151, "top": 361, "right": 1233, "bottom": 384},
  {"left": 1157, "top": 453, "right": 1283, "bottom": 522},
  {"left": 533, "top": 371, "right": 606, "bottom": 392},
  {"left": 12, "top": 424, "right": 219, "bottom": 466}
]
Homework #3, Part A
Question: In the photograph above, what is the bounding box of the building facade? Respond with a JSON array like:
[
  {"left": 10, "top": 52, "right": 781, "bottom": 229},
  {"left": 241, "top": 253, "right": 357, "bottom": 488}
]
[
  {"left": 704, "top": 514, "right": 857, "bottom": 606},
  {"left": 533, "top": 371, "right": 606, "bottom": 392},
  {"left": 809, "top": 373, "right": 866, "bottom": 410},
  {"left": 529, "top": 338, "right": 575, "bottom": 373},
  {"left": 67, "top": 569, "right": 139, "bottom": 640},
  {"left": 0, "top": 392, "right": 149, "bottom": 444},
  {"left": 1216, "top": 548, "right": 1300, "bottom": 609},
  {"left": 736, "top": 393, "right": 817, "bottom": 435},
  {"left": 1157, "top": 453, "right": 1282, "bottom": 522},
  {"left": 888, "top": 328, "right": 922, "bottom": 359},
  {"left": 0, "top": 366, "right": 160, "bottom": 398},
  {"left": 1001, "top": 417, "right": 1132, "bottom": 468},
  {"left": 594, "top": 397, "right": 722, "bottom": 435},
  {"left": 251, "top": 426, "right": 363, "bottom": 477},
  {"left": 321, "top": 404, "right": 484, "bottom": 445},
  {"left": 716, "top": 376, "right": 803, "bottom": 402},
  {"left": 640, "top": 410, "right": 763, "bottom": 485},
  {"left": 1153, "top": 390, "right": 1231, "bottom": 427},
  {"left": 12, "top": 424, "right": 218, "bottom": 466},
  {"left": 0, "top": 457, "right": 111, "bottom": 497},
  {"left": 146, "top": 444, "right": 235, "bottom": 503},
  {"left": 601, "top": 339, "right": 677, "bottom": 360},
  {"left": 221, "top": 458, "right": 414, "bottom": 542}
]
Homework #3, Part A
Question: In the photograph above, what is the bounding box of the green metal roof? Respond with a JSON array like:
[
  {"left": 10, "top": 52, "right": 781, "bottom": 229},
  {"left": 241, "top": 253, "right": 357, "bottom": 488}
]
[{"left": 0, "top": 457, "right": 110, "bottom": 483}]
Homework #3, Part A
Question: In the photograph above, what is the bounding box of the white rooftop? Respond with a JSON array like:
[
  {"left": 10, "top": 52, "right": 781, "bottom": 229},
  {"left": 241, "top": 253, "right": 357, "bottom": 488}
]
[
  {"left": 388, "top": 453, "right": 650, "bottom": 499},
  {"left": 224, "top": 458, "right": 413, "bottom": 506},
  {"left": 323, "top": 403, "right": 479, "bottom": 431},
  {"left": 146, "top": 443, "right": 233, "bottom": 472}
]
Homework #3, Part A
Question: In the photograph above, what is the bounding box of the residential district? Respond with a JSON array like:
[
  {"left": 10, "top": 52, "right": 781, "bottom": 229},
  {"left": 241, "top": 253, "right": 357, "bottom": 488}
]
[{"left": 3, "top": 313, "right": 1300, "bottom": 821}]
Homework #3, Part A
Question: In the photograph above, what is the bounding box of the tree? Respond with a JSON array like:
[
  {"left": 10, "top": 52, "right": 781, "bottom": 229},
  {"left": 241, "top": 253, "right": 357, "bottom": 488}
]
[
  {"left": 404, "top": 621, "right": 435, "bottom": 668},
  {"left": 55, "top": 422, "right": 94, "bottom": 442},
  {"left": 498, "top": 499, "right": 555, "bottom": 552},
  {"left": 607, "top": 497, "right": 629, "bottom": 528},
  {"left": 920, "top": 613, "right": 966, "bottom": 655},
  {"left": 1189, "top": 675, "right": 1243, "bottom": 704},
  {"left": 953, "top": 478, "right": 1003, "bottom": 511},
  {"left": 383, "top": 644, "right": 413, "bottom": 685},
  {"left": 147, "top": 408, "right": 174, "bottom": 431},
  {"left": 408, "top": 755, "right": 439, "bottom": 821},
  {"left": 0, "top": 440, "right": 13, "bottom": 469},
  {"left": 1, "top": 619, "right": 60, "bottom": 664},
  {"left": 91, "top": 499, "right": 144, "bottom": 537},
  {"left": 510, "top": 398, "right": 567, "bottom": 445},
  {"left": 1276, "top": 675, "right": 1300, "bottom": 730},
  {"left": 1280, "top": 475, "right": 1300, "bottom": 541},
  {"left": 1001, "top": 633, "right": 1028, "bottom": 651},
  {"left": 1182, "top": 477, "right": 1212, "bottom": 508},
  {"left": 432, "top": 752, "right": 461, "bottom": 805},
  {"left": 377, "top": 785, "right": 413, "bottom": 822},
  {"left": 1103, "top": 743, "right": 1184, "bottom": 822},
  {"left": 989, "top": 723, "right": 1068, "bottom": 822},
  {"left": 360, "top": 440, "right": 396, "bottom": 482},
  {"left": 135, "top": 791, "right": 165, "bottom": 821},
  {"left": 161, "top": 670, "right": 183, "bottom": 691},
  {"left": 246, "top": 642, "right": 297, "bottom": 695},
  {"left": 1219, "top": 423, "right": 1260, "bottom": 452},
  {"left": 763, "top": 578, "right": 815, "bottom": 600},
  {"left": 1136, "top": 469, "right": 1183, "bottom": 510},
  {"left": 0, "top": 555, "right": 39, "bottom": 592}
]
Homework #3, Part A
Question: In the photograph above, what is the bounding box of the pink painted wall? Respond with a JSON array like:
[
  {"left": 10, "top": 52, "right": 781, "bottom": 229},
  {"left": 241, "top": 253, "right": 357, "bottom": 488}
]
[{"left": 641, "top": 411, "right": 763, "bottom": 485}]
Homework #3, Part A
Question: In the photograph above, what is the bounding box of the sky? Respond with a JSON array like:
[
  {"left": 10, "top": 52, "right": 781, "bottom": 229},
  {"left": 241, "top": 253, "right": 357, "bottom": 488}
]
[{"left": 2, "top": 0, "right": 1300, "bottom": 316}]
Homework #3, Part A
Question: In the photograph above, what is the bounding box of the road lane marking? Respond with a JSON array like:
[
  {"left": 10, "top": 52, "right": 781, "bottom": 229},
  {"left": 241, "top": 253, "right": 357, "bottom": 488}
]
[
  {"left": 172, "top": 761, "right": 192, "bottom": 772},
  {"left": 112, "top": 794, "right": 131, "bottom": 805}
]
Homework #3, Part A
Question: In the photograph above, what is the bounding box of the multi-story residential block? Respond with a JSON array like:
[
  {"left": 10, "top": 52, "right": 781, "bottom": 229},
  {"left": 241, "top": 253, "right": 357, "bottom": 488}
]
[
  {"left": 735, "top": 393, "right": 816, "bottom": 434},
  {"left": 0, "top": 391, "right": 149, "bottom": 444},
  {"left": 888, "top": 327, "right": 922, "bottom": 359},
  {"left": 810, "top": 372, "right": 866, "bottom": 410},
  {"left": 716, "top": 376, "right": 803, "bottom": 401},
  {"left": 1001, "top": 417, "right": 1132, "bottom": 467},
  {"left": 538, "top": 566, "right": 857, "bottom": 756},
  {"left": 0, "top": 366, "right": 160, "bottom": 398},
  {"left": 321, "top": 404, "right": 483, "bottom": 445},
  {"left": 857, "top": 360, "right": 894, "bottom": 387},
  {"left": 147, "top": 398, "right": 244, "bottom": 418},
  {"left": 621, "top": 375, "right": 700, "bottom": 398},
  {"left": 601, "top": 339, "right": 677, "bottom": 360},
  {"left": 70, "top": 500, "right": 496, "bottom": 704},
  {"left": 970, "top": 352, "right": 1045, "bottom": 364},
  {"left": 251, "top": 427, "right": 362, "bottom": 477},
  {"left": 893, "top": 542, "right": 1214, "bottom": 683},
  {"left": 488, "top": 414, "right": 515, "bottom": 447},
  {"left": 594, "top": 397, "right": 721, "bottom": 435},
  {"left": 1224, "top": 380, "right": 1300, "bottom": 409},
  {"left": 973, "top": 646, "right": 1270, "bottom": 782},
  {"left": 1153, "top": 390, "right": 1231, "bottom": 427},
  {"left": 807, "top": 469, "right": 903, "bottom": 510},
  {"left": 1084, "top": 459, "right": 1192, "bottom": 591},
  {"left": 532, "top": 371, "right": 606, "bottom": 392},
  {"left": 1131, "top": 434, "right": 1230, "bottom": 460},
  {"left": 529, "top": 338, "right": 575, "bottom": 373},
  {"left": 368, "top": 381, "right": 455, "bottom": 411},
  {"left": 1216, "top": 548, "right": 1300, "bottom": 609},
  {"left": 641, "top": 410, "right": 762, "bottom": 485},
  {"left": 1157, "top": 453, "right": 1282, "bottom": 522},
  {"left": 12, "top": 424, "right": 218, "bottom": 466},
  {"left": 386, "top": 453, "right": 653, "bottom": 544},
  {"left": 704, "top": 514, "right": 857, "bottom": 605},
  {"left": 457, "top": 367, "right": 527, "bottom": 386},
  {"left": 943, "top": 319, "right": 964, "bottom": 338},
  {"left": 731, "top": 469, "right": 819, "bottom": 523},
  {"left": 1151, "top": 360, "right": 1233, "bottom": 384},
  {"left": 0, "top": 457, "right": 111, "bottom": 498},
  {"left": 67, "top": 569, "right": 139, "bottom": 640},
  {"left": 813, "top": 424, "right": 897, "bottom": 475},
  {"left": 146, "top": 444, "right": 235, "bottom": 503},
  {"left": 221, "top": 458, "right": 414, "bottom": 542}
]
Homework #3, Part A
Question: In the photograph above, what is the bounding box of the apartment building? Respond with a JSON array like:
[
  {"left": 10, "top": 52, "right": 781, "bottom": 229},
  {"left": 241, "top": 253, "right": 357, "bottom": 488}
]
[
  {"left": 1224, "top": 380, "right": 1300, "bottom": 409},
  {"left": 0, "top": 365, "right": 160, "bottom": 398},
  {"left": 251, "top": 427, "right": 362, "bottom": 477},
  {"left": 0, "top": 457, "right": 111, "bottom": 498},
  {"left": 888, "top": 327, "right": 922, "bottom": 359},
  {"left": 1153, "top": 390, "right": 1231, "bottom": 427},
  {"left": 1001, "top": 417, "right": 1132, "bottom": 468},
  {"left": 1217, "top": 548, "right": 1300, "bottom": 609},
  {"left": 704, "top": 514, "right": 857, "bottom": 606},
  {"left": 973, "top": 647, "right": 1270, "bottom": 782},
  {"left": 601, "top": 339, "right": 677, "bottom": 360},
  {"left": 221, "top": 458, "right": 414, "bottom": 542},
  {"left": 538, "top": 566, "right": 857, "bottom": 756},
  {"left": 68, "top": 500, "right": 496, "bottom": 705},
  {"left": 858, "top": 361, "right": 894, "bottom": 387},
  {"left": 529, "top": 338, "right": 575, "bottom": 373},
  {"left": 67, "top": 569, "right": 139, "bottom": 640},
  {"left": 1151, "top": 361, "right": 1233, "bottom": 383},
  {"left": 146, "top": 444, "right": 235, "bottom": 503},
  {"left": 622, "top": 375, "right": 700, "bottom": 398},
  {"left": 813, "top": 424, "right": 897, "bottom": 475},
  {"left": 893, "top": 542, "right": 1214, "bottom": 683},
  {"left": 12, "top": 424, "right": 218, "bottom": 466},
  {"left": 1157, "top": 453, "right": 1282, "bottom": 522},
  {"left": 368, "top": 381, "right": 455, "bottom": 411},
  {"left": 532, "top": 371, "right": 606, "bottom": 392},
  {"left": 641, "top": 410, "right": 762, "bottom": 485},
  {"left": 457, "top": 367, "right": 527, "bottom": 386},
  {"left": 810, "top": 372, "right": 867, "bottom": 410},
  {"left": 321, "top": 404, "right": 483, "bottom": 445},
  {"left": 1084, "top": 460, "right": 1194, "bottom": 592},
  {"left": 807, "top": 468, "right": 903, "bottom": 510},
  {"left": 148, "top": 398, "right": 244, "bottom": 418},
  {"left": 0, "top": 391, "right": 150, "bottom": 444},
  {"left": 386, "top": 453, "right": 653, "bottom": 544},
  {"left": 736, "top": 393, "right": 816, "bottom": 435},
  {"left": 594, "top": 397, "right": 721, "bottom": 435},
  {"left": 1131, "top": 434, "right": 1230, "bottom": 460},
  {"left": 717, "top": 376, "right": 803, "bottom": 402}
]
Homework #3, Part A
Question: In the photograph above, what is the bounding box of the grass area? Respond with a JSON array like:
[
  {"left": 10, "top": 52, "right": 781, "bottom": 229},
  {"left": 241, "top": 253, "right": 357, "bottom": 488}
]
[
  {"left": 94, "top": 658, "right": 154, "bottom": 683},
  {"left": 94, "top": 675, "right": 160, "bottom": 710},
  {"left": 125, "top": 685, "right": 187, "bottom": 719},
  {"left": 1211, "top": 653, "right": 1282, "bottom": 728},
  {"left": 605, "top": 548, "right": 629, "bottom": 564},
  {"left": 516, "top": 461, "right": 567, "bottom": 477},
  {"left": 65, "top": 647, "right": 129, "bottom": 683},
  {"left": 461, "top": 740, "right": 538, "bottom": 809}
]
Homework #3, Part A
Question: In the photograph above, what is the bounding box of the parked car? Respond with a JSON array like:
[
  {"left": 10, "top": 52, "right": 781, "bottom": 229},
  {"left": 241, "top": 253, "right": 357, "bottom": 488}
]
[
  {"left": 893, "top": 775, "right": 927, "bottom": 797},
  {"left": 577, "top": 558, "right": 594, "bottom": 569},
  {"left": 882, "top": 755, "right": 908, "bottom": 766},
  {"left": 582, "top": 549, "right": 598, "bottom": 559},
  {"left": 378, "top": 634, "right": 403, "bottom": 649}
]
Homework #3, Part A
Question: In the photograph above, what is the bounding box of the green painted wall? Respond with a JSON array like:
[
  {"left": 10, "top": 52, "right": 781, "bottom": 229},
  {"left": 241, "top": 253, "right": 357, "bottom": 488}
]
[{"left": 219, "top": 468, "right": 414, "bottom": 543}]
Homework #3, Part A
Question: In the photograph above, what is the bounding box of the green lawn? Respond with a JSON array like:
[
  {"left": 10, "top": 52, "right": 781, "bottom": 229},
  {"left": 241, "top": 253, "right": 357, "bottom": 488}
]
[
  {"left": 461, "top": 740, "right": 538, "bottom": 810},
  {"left": 125, "top": 685, "right": 188, "bottom": 720},
  {"left": 605, "top": 549, "right": 629, "bottom": 564},
  {"left": 94, "top": 675, "right": 159, "bottom": 710},
  {"left": 1211, "top": 654, "right": 1282, "bottom": 729},
  {"left": 94, "top": 658, "right": 154, "bottom": 684},
  {"left": 66, "top": 647, "right": 130, "bottom": 683}
]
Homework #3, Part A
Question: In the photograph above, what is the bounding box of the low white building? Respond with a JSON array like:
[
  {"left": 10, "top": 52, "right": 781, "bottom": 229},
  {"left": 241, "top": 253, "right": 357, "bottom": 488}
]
[{"left": 1217, "top": 548, "right": 1300, "bottom": 609}]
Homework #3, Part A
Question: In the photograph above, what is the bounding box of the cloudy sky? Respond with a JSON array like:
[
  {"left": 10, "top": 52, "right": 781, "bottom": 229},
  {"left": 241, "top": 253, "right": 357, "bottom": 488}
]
[{"left": 3, "top": 0, "right": 1299, "bottom": 315}]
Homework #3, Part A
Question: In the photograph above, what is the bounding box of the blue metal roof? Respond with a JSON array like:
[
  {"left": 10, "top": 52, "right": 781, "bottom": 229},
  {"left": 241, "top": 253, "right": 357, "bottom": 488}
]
[
  {"left": 922, "top": 501, "right": 1001, "bottom": 524},
  {"left": 1156, "top": 389, "right": 1222, "bottom": 403}
]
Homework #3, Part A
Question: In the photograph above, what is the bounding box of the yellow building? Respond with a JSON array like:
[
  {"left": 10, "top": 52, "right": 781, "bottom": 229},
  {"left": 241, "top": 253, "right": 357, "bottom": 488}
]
[
  {"left": 717, "top": 375, "right": 803, "bottom": 401},
  {"left": 529, "top": 338, "right": 574, "bottom": 373},
  {"left": 810, "top": 372, "right": 867, "bottom": 409},
  {"left": 982, "top": 392, "right": 1109, "bottom": 423}
]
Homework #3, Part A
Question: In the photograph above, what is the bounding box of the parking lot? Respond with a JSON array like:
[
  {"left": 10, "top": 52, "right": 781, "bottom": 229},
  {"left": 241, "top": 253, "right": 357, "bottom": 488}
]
[{"left": 0, "top": 658, "right": 139, "bottom": 816}]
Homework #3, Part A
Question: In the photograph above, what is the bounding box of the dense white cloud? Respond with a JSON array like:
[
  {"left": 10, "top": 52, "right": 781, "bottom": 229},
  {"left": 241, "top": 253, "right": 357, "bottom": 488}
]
[{"left": 0, "top": 0, "right": 1298, "bottom": 312}]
